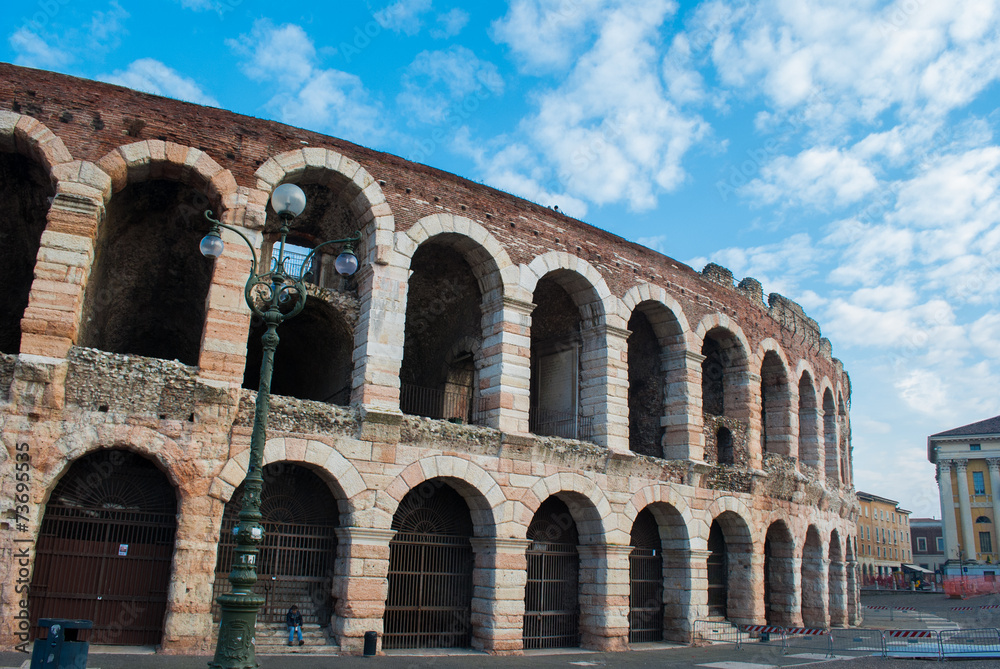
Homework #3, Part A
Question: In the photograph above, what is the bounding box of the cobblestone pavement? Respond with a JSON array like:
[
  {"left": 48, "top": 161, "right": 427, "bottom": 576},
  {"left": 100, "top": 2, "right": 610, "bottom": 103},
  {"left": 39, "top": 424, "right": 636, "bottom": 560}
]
[{"left": 4, "top": 592, "right": 999, "bottom": 668}]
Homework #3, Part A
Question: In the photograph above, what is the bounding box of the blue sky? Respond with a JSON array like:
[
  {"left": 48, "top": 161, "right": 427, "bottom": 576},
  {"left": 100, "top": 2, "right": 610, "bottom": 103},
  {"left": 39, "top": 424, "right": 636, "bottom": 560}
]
[{"left": 6, "top": 0, "right": 1000, "bottom": 517}]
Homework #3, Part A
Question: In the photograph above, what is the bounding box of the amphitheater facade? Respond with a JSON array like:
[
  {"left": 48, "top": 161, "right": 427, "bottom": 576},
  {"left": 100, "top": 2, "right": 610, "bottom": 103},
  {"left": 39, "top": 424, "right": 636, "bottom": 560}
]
[{"left": 0, "top": 64, "right": 858, "bottom": 654}]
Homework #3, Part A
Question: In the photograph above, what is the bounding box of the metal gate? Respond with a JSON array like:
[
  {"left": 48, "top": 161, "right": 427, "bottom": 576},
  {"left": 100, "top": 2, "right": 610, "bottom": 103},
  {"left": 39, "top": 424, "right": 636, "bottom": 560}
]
[
  {"left": 524, "top": 497, "right": 580, "bottom": 649},
  {"left": 629, "top": 509, "right": 663, "bottom": 642},
  {"left": 29, "top": 450, "right": 177, "bottom": 646},
  {"left": 212, "top": 464, "right": 338, "bottom": 625},
  {"left": 707, "top": 521, "right": 728, "bottom": 618},
  {"left": 384, "top": 482, "right": 474, "bottom": 649}
]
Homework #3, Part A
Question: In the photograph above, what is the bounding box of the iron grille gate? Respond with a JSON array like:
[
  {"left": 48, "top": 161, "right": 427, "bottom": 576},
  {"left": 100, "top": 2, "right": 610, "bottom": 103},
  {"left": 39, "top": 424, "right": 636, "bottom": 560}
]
[
  {"left": 524, "top": 541, "right": 580, "bottom": 649},
  {"left": 384, "top": 532, "right": 474, "bottom": 648},
  {"left": 707, "top": 524, "right": 728, "bottom": 619},
  {"left": 211, "top": 517, "right": 337, "bottom": 625},
  {"left": 629, "top": 547, "right": 664, "bottom": 642},
  {"left": 30, "top": 506, "right": 176, "bottom": 646}
]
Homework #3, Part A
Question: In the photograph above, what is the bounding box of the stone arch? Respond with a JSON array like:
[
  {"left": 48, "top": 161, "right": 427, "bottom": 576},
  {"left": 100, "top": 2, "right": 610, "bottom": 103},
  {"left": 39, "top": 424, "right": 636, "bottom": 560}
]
[
  {"left": 821, "top": 385, "right": 839, "bottom": 484},
  {"left": 797, "top": 368, "right": 822, "bottom": 475},
  {"left": 828, "top": 528, "right": 847, "bottom": 626},
  {"left": 210, "top": 437, "right": 366, "bottom": 520},
  {"left": 396, "top": 214, "right": 515, "bottom": 304},
  {"left": 620, "top": 284, "right": 694, "bottom": 345},
  {"left": 520, "top": 472, "right": 620, "bottom": 544},
  {"left": 703, "top": 499, "right": 756, "bottom": 624},
  {"left": 381, "top": 456, "right": 506, "bottom": 537},
  {"left": 0, "top": 111, "right": 73, "bottom": 174},
  {"left": 695, "top": 315, "right": 755, "bottom": 466},
  {"left": 763, "top": 519, "right": 798, "bottom": 627},
  {"left": 621, "top": 485, "right": 694, "bottom": 533},
  {"left": 757, "top": 340, "right": 795, "bottom": 459},
  {"left": 521, "top": 252, "right": 622, "bottom": 327},
  {"left": 801, "top": 525, "right": 828, "bottom": 627}
]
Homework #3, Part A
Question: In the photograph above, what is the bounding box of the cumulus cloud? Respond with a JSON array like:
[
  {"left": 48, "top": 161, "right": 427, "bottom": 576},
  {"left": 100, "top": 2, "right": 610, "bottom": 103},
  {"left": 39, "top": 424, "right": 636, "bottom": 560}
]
[
  {"left": 492, "top": 0, "right": 614, "bottom": 74},
  {"left": 397, "top": 46, "right": 504, "bottom": 124},
  {"left": 741, "top": 147, "right": 880, "bottom": 209},
  {"left": 227, "top": 19, "right": 384, "bottom": 143},
  {"left": 100, "top": 58, "right": 219, "bottom": 106},
  {"left": 9, "top": 27, "right": 72, "bottom": 69},
  {"left": 375, "top": 0, "right": 433, "bottom": 36},
  {"left": 9, "top": 1, "right": 128, "bottom": 69},
  {"left": 431, "top": 8, "right": 470, "bottom": 39}
]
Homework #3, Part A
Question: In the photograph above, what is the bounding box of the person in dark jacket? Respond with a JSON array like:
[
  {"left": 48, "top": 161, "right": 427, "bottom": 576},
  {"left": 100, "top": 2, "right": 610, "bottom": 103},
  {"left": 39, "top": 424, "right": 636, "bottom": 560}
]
[{"left": 286, "top": 605, "right": 303, "bottom": 646}]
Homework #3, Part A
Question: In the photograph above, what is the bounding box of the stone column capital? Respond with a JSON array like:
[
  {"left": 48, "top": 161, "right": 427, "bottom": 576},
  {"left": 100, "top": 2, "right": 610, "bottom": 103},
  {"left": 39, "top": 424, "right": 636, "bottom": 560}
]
[
  {"left": 987, "top": 458, "right": 1000, "bottom": 472},
  {"left": 577, "top": 544, "right": 634, "bottom": 560},
  {"left": 470, "top": 537, "right": 532, "bottom": 554},
  {"left": 581, "top": 323, "right": 632, "bottom": 342},
  {"left": 484, "top": 295, "right": 536, "bottom": 315},
  {"left": 684, "top": 350, "right": 707, "bottom": 365},
  {"left": 954, "top": 459, "right": 969, "bottom": 474},
  {"left": 334, "top": 527, "right": 396, "bottom": 546}
]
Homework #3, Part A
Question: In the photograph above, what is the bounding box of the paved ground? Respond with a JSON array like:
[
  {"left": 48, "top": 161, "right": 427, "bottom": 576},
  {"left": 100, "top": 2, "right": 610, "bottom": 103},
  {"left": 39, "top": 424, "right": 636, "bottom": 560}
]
[{"left": 4, "top": 591, "right": 999, "bottom": 668}]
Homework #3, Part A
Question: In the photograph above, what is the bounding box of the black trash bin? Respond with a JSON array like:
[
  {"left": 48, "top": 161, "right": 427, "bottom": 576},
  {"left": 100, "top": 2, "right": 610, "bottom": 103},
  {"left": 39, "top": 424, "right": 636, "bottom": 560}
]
[
  {"left": 31, "top": 619, "right": 92, "bottom": 669},
  {"left": 363, "top": 630, "right": 378, "bottom": 656}
]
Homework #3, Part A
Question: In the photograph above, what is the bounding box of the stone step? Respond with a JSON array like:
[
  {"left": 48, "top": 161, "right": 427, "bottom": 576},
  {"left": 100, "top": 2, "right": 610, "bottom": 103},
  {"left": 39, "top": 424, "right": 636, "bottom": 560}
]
[{"left": 211, "top": 623, "right": 340, "bottom": 654}]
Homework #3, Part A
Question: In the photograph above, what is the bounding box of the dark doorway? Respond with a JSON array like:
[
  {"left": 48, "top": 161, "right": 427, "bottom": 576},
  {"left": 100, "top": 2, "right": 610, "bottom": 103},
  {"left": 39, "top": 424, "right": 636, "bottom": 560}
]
[
  {"left": 629, "top": 508, "right": 664, "bottom": 642},
  {"left": 29, "top": 450, "right": 177, "bottom": 645},
  {"left": 707, "top": 520, "right": 728, "bottom": 618},
  {"left": 384, "top": 481, "right": 475, "bottom": 649},
  {"left": 524, "top": 497, "right": 580, "bottom": 649},
  {"left": 213, "top": 464, "right": 339, "bottom": 626}
]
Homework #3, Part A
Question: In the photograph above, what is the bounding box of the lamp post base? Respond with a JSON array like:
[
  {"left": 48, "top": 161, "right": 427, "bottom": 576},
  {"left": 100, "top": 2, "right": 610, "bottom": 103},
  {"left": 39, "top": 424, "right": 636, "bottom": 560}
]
[{"left": 208, "top": 593, "right": 266, "bottom": 669}]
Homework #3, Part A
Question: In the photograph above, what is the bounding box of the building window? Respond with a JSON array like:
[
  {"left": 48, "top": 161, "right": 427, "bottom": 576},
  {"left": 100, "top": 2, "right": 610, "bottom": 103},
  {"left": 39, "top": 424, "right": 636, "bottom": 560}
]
[
  {"left": 976, "top": 516, "right": 992, "bottom": 524},
  {"left": 971, "top": 443, "right": 981, "bottom": 451},
  {"left": 973, "top": 471, "right": 986, "bottom": 495},
  {"left": 980, "top": 532, "right": 993, "bottom": 554},
  {"left": 918, "top": 537, "right": 927, "bottom": 552},
  {"left": 865, "top": 507, "right": 869, "bottom": 517},
  {"left": 936, "top": 537, "right": 944, "bottom": 552}
]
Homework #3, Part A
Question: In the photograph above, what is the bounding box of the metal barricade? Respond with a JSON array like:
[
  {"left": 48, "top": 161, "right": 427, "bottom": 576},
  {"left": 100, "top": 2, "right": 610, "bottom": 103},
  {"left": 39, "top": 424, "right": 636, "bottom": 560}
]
[
  {"left": 938, "top": 628, "right": 1000, "bottom": 658},
  {"left": 882, "top": 629, "right": 939, "bottom": 659},
  {"left": 828, "top": 628, "right": 885, "bottom": 658},
  {"left": 781, "top": 627, "right": 830, "bottom": 655},
  {"left": 693, "top": 620, "right": 742, "bottom": 648}
]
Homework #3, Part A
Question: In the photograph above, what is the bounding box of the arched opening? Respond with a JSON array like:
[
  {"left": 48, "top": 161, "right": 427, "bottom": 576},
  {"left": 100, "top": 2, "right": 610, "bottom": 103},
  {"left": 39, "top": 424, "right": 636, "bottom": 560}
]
[
  {"left": 801, "top": 526, "right": 827, "bottom": 627},
  {"left": 29, "top": 450, "right": 177, "bottom": 645},
  {"left": 243, "top": 299, "right": 355, "bottom": 405},
  {"left": 701, "top": 328, "right": 746, "bottom": 417},
  {"left": 845, "top": 534, "right": 858, "bottom": 624},
  {"left": 627, "top": 309, "right": 665, "bottom": 456},
  {"left": 0, "top": 151, "right": 52, "bottom": 354},
  {"left": 707, "top": 520, "right": 728, "bottom": 618},
  {"left": 400, "top": 240, "right": 484, "bottom": 424},
  {"left": 823, "top": 389, "right": 838, "bottom": 483},
  {"left": 838, "top": 393, "right": 850, "bottom": 485},
  {"left": 530, "top": 273, "right": 596, "bottom": 441},
  {"left": 524, "top": 497, "right": 580, "bottom": 649},
  {"left": 828, "top": 530, "right": 846, "bottom": 627},
  {"left": 760, "top": 351, "right": 791, "bottom": 457},
  {"left": 798, "top": 373, "right": 821, "bottom": 472},
  {"left": 384, "top": 480, "right": 475, "bottom": 649},
  {"left": 212, "top": 463, "right": 339, "bottom": 627},
  {"left": 629, "top": 508, "right": 663, "bottom": 642},
  {"left": 78, "top": 180, "right": 215, "bottom": 365},
  {"left": 764, "top": 521, "right": 796, "bottom": 626},
  {"left": 716, "top": 427, "right": 734, "bottom": 465}
]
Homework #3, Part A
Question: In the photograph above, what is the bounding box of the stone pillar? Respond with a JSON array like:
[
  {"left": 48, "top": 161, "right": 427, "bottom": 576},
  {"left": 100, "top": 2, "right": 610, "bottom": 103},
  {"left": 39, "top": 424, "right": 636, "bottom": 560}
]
[
  {"left": 989, "top": 459, "right": 1000, "bottom": 553},
  {"left": 728, "top": 548, "right": 764, "bottom": 625},
  {"left": 801, "top": 557, "right": 829, "bottom": 628},
  {"left": 846, "top": 559, "right": 861, "bottom": 626},
  {"left": 478, "top": 297, "right": 533, "bottom": 434},
  {"left": 799, "top": 402, "right": 824, "bottom": 479},
  {"left": 332, "top": 527, "right": 395, "bottom": 653},
  {"left": 828, "top": 560, "right": 847, "bottom": 627},
  {"left": 577, "top": 545, "right": 630, "bottom": 651},
  {"left": 731, "top": 371, "right": 762, "bottom": 469},
  {"left": 954, "top": 460, "right": 977, "bottom": 562},
  {"left": 762, "top": 378, "right": 797, "bottom": 459},
  {"left": 161, "top": 491, "right": 226, "bottom": 653},
  {"left": 661, "top": 549, "right": 696, "bottom": 642},
  {"left": 767, "top": 554, "right": 801, "bottom": 628},
  {"left": 580, "top": 325, "right": 630, "bottom": 452},
  {"left": 469, "top": 538, "right": 529, "bottom": 653},
  {"left": 351, "top": 262, "right": 409, "bottom": 410},
  {"left": 938, "top": 461, "right": 960, "bottom": 561},
  {"left": 685, "top": 549, "right": 712, "bottom": 627},
  {"left": 662, "top": 350, "right": 705, "bottom": 460},
  {"left": 824, "top": 406, "right": 840, "bottom": 485}
]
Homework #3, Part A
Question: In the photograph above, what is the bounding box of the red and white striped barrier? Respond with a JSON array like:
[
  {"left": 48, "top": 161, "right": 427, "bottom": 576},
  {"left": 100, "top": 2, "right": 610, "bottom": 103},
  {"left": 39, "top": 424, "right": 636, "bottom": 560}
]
[
  {"left": 894, "top": 606, "right": 917, "bottom": 612},
  {"left": 981, "top": 604, "right": 1000, "bottom": 610},
  {"left": 885, "top": 630, "right": 933, "bottom": 638},
  {"left": 866, "top": 605, "right": 890, "bottom": 610},
  {"left": 741, "top": 625, "right": 783, "bottom": 634},
  {"left": 951, "top": 606, "right": 976, "bottom": 611},
  {"left": 784, "top": 627, "right": 828, "bottom": 636}
]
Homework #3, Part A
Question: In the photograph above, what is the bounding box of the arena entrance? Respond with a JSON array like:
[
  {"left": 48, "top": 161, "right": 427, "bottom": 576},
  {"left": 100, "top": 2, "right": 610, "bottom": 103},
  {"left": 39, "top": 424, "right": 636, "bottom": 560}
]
[
  {"left": 212, "top": 463, "right": 339, "bottom": 626},
  {"left": 524, "top": 497, "right": 580, "bottom": 649},
  {"left": 29, "top": 450, "right": 177, "bottom": 645},
  {"left": 384, "top": 481, "right": 475, "bottom": 649},
  {"left": 629, "top": 508, "right": 664, "bottom": 642},
  {"left": 707, "top": 520, "right": 728, "bottom": 618}
]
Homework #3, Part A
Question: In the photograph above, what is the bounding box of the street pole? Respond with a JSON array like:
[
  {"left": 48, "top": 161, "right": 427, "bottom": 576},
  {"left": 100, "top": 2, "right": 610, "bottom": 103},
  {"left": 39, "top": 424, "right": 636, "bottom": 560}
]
[{"left": 200, "top": 184, "right": 360, "bottom": 668}]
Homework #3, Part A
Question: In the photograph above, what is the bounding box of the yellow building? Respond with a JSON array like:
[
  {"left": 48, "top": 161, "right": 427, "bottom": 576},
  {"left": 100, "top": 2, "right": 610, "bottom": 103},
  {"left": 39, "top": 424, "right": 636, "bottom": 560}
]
[
  {"left": 856, "top": 492, "right": 912, "bottom": 582},
  {"left": 929, "top": 415, "right": 1000, "bottom": 575}
]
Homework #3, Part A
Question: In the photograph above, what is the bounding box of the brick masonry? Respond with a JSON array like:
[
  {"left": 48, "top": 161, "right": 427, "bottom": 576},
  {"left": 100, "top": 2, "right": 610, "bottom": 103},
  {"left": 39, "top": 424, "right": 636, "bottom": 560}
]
[{"left": 0, "top": 64, "right": 860, "bottom": 654}]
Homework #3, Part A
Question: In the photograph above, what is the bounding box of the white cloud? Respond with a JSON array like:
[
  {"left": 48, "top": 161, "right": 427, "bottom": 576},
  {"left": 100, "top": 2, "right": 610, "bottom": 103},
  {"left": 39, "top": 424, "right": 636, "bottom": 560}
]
[
  {"left": 492, "top": 0, "right": 614, "bottom": 74},
  {"left": 397, "top": 46, "right": 504, "bottom": 124},
  {"left": 741, "top": 147, "right": 879, "bottom": 209},
  {"left": 9, "top": 1, "right": 128, "bottom": 69},
  {"left": 693, "top": 232, "right": 821, "bottom": 298},
  {"left": 227, "top": 19, "right": 384, "bottom": 143},
  {"left": 9, "top": 27, "right": 72, "bottom": 69},
  {"left": 375, "top": 0, "right": 433, "bottom": 36},
  {"left": 100, "top": 58, "right": 219, "bottom": 106},
  {"left": 431, "top": 8, "right": 470, "bottom": 39}
]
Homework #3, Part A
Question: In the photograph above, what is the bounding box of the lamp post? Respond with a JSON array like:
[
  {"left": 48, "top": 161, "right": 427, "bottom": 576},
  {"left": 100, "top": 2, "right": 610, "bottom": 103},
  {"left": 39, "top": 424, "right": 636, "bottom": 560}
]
[{"left": 201, "top": 183, "right": 360, "bottom": 669}]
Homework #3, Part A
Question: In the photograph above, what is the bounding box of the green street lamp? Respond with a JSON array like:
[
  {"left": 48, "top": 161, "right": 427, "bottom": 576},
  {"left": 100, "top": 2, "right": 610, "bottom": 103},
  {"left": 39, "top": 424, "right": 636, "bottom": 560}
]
[{"left": 201, "top": 183, "right": 360, "bottom": 668}]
